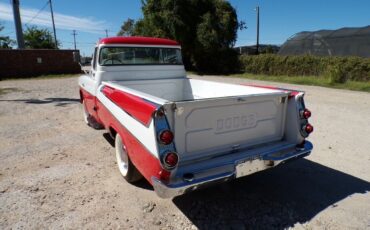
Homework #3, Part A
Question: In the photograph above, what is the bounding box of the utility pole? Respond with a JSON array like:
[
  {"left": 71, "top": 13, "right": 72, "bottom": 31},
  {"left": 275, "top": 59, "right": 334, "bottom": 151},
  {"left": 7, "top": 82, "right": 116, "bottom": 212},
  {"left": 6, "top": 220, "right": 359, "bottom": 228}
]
[
  {"left": 12, "top": 0, "right": 25, "bottom": 49},
  {"left": 255, "top": 6, "right": 260, "bottom": 55},
  {"left": 49, "top": 0, "right": 58, "bottom": 49},
  {"left": 105, "top": 29, "right": 108, "bottom": 37},
  {"left": 72, "top": 30, "right": 77, "bottom": 50}
]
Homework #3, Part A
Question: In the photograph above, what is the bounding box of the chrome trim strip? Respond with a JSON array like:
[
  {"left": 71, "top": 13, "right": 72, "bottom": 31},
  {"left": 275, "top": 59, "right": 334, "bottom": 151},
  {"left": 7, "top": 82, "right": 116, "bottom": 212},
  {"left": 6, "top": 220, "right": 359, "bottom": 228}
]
[{"left": 152, "top": 141, "right": 313, "bottom": 198}]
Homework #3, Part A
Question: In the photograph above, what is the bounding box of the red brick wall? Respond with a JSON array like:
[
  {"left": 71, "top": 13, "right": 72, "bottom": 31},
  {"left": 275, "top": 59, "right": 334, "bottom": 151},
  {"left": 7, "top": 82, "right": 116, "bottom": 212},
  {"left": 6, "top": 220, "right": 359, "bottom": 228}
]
[{"left": 0, "top": 49, "right": 82, "bottom": 79}]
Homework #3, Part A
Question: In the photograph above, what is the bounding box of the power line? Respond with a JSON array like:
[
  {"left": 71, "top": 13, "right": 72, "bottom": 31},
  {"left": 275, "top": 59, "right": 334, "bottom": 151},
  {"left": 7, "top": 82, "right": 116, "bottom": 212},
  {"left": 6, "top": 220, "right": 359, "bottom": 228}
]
[
  {"left": 1, "top": 31, "right": 15, "bottom": 36},
  {"left": 71, "top": 44, "right": 95, "bottom": 47},
  {"left": 61, "top": 41, "right": 95, "bottom": 45},
  {"left": 24, "top": 1, "right": 49, "bottom": 26}
]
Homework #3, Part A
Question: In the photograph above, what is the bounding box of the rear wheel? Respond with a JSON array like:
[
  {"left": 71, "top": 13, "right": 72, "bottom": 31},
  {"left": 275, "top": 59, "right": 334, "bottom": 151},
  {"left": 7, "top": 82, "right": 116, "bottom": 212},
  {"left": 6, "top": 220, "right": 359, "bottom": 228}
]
[{"left": 115, "top": 133, "right": 142, "bottom": 183}]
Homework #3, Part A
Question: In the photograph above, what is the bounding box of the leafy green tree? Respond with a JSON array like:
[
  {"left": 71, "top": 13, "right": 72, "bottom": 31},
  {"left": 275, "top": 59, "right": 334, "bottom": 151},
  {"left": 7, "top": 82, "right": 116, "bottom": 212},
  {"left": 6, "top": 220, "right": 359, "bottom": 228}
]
[
  {"left": 117, "top": 18, "right": 136, "bottom": 36},
  {"left": 0, "top": 23, "right": 14, "bottom": 49},
  {"left": 23, "top": 26, "right": 59, "bottom": 49},
  {"left": 119, "top": 0, "right": 244, "bottom": 73}
]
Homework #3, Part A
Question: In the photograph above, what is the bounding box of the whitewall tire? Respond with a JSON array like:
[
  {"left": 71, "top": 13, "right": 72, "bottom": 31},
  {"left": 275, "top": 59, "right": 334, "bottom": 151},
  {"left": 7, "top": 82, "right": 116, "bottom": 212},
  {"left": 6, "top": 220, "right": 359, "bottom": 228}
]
[{"left": 115, "top": 133, "right": 142, "bottom": 182}]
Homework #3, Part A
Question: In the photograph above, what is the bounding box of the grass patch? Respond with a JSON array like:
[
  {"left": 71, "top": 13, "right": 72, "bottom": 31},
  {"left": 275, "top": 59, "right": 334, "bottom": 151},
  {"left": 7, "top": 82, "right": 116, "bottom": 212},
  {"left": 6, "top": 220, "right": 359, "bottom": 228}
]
[
  {"left": 231, "top": 73, "right": 370, "bottom": 92},
  {"left": 0, "top": 87, "right": 21, "bottom": 95},
  {"left": 2, "top": 74, "right": 79, "bottom": 81}
]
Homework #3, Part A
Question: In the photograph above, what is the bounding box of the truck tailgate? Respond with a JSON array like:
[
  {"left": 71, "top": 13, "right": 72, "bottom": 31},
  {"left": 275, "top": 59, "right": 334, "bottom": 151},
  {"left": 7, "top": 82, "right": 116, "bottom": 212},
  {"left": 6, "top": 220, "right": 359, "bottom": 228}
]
[{"left": 171, "top": 92, "right": 289, "bottom": 158}]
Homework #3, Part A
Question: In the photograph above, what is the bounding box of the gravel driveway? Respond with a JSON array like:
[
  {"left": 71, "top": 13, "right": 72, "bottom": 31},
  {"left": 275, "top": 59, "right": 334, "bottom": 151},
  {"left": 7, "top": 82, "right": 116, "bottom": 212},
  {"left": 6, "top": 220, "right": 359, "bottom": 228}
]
[{"left": 0, "top": 75, "right": 369, "bottom": 230}]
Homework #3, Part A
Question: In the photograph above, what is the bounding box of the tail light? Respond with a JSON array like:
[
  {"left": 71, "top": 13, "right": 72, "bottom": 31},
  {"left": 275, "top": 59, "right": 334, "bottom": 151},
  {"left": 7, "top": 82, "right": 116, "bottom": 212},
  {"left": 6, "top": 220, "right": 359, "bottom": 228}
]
[
  {"left": 159, "top": 130, "right": 174, "bottom": 145},
  {"left": 303, "top": 123, "right": 314, "bottom": 135},
  {"left": 163, "top": 152, "right": 178, "bottom": 169},
  {"left": 300, "top": 108, "right": 311, "bottom": 119},
  {"left": 158, "top": 169, "right": 171, "bottom": 182}
]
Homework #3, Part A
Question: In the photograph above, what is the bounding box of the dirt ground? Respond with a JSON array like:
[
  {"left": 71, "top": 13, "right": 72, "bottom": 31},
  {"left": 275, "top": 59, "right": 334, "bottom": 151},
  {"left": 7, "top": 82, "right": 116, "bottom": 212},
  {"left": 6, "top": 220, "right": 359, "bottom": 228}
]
[{"left": 0, "top": 75, "right": 369, "bottom": 230}]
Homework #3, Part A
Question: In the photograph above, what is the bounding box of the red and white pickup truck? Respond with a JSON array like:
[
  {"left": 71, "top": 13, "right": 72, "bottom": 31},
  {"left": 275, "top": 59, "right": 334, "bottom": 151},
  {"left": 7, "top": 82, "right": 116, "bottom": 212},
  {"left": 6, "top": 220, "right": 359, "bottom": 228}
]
[{"left": 79, "top": 36, "right": 313, "bottom": 198}]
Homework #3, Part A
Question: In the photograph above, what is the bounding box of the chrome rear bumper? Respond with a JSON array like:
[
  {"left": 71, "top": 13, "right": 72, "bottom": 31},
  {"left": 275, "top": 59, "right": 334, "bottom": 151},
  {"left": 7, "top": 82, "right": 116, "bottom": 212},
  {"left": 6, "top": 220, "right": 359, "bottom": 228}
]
[{"left": 152, "top": 141, "right": 313, "bottom": 198}]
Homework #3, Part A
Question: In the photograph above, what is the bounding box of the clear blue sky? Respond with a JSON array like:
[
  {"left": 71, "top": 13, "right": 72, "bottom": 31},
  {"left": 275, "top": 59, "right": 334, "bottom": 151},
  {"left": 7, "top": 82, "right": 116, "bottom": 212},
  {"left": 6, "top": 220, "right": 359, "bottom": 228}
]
[{"left": 1, "top": 0, "right": 369, "bottom": 56}]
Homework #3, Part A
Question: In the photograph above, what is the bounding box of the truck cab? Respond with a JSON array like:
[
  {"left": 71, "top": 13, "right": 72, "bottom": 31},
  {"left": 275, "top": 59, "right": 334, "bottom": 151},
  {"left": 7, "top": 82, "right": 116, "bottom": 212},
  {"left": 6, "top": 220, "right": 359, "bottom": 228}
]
[{"left": 79, "top": 36, "right": 313, "bottom": 198}]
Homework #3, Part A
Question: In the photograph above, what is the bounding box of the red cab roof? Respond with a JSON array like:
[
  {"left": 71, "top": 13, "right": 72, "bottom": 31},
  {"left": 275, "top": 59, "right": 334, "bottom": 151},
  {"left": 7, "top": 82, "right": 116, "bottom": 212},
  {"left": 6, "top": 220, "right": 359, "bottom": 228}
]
[{"left": 99, "top": 36, "right": 180, "bottom": 46}]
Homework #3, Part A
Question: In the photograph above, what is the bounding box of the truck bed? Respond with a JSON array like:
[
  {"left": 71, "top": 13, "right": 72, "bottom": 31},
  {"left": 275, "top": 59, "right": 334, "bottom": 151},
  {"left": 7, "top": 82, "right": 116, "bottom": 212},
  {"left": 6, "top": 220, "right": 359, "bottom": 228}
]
[
  {"left": 103, "top": 78, "right": 290, "bottom": 160},
  {"left": 109, "top": 78, "right": 285, "bottom": 102}
]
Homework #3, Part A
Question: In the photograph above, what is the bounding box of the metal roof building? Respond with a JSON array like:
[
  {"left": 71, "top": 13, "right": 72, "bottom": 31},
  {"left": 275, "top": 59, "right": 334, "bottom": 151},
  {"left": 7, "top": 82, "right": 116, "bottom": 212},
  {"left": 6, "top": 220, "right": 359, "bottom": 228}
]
[{"left": 278, "top": 25, "right": 370, "bottom": 57}]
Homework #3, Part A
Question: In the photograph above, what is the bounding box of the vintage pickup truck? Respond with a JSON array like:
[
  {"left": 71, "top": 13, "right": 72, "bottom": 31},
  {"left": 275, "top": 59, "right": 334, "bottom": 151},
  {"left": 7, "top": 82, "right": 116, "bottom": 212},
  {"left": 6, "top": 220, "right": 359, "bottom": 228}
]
[{"left": 79, "top": 36, "right": 313, "bottom": 198}]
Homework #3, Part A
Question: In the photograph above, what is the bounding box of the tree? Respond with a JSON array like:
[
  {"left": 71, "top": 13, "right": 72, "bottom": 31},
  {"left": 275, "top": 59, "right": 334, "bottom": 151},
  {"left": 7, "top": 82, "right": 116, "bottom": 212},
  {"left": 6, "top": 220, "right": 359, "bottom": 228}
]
[
  {"left": 0, "top": 23, "right": 14, "bottom": 49},
  {"left": 118, "top": 0, "right": 245, "bottom": 73},
  {"left": 23, "top": 26, "right": 59, "bottom": 49},
  {"left": 117, "top": 18, "right": 136, "bottom": 36}
]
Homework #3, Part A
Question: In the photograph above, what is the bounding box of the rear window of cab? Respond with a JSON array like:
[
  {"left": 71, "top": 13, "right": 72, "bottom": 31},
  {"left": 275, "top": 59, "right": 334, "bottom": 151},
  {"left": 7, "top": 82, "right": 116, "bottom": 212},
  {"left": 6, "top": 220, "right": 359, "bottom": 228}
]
[{"left": 99, "top": 47, "right": 183, "bottom": 66}]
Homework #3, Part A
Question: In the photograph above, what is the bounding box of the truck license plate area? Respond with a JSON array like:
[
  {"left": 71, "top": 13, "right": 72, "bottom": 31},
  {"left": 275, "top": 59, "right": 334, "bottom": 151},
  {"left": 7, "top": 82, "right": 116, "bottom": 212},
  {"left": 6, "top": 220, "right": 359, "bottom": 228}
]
[{"left": 236, "top": 158, "right": 266, "bottom": 178}]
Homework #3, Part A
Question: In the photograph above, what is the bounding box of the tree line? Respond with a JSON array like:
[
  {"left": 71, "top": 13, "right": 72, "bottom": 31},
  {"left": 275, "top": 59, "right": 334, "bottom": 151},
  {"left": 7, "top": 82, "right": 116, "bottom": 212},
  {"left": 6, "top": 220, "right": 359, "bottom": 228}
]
[
  {"left": 118, "top": 0, "right": 244, "bottom": 73},
  {"left": 0, "top": 23, "right": 14, "bottom": 49},
  {"left": 0, "top": 23, "right": 58, "bottom": 49},
  {"left": 1, "top": 0, "right": 243, "bottom": 73}
]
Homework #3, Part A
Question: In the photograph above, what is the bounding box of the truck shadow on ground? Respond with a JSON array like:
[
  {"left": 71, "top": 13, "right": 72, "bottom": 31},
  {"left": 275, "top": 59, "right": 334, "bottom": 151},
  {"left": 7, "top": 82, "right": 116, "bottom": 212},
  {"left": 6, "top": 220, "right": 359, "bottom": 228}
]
[
  {"left": 172, "top": 159, "right": 370, "bottom": 230},
  {"left": 0, "top": 97, "right": 80, "bottom": 106}
]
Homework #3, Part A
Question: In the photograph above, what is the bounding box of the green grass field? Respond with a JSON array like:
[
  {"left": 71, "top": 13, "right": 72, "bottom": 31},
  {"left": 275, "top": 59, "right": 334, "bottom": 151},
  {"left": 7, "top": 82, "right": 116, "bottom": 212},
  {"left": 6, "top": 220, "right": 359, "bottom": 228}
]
[
  {"left": 0, "top": 87, "right": 21, "bottom": 95},
  {"left": 231, "top": 73, "right": 370, "bottom": 92},
  {"left": 2, "top": 74, "right": 79, "bottom": 81}
]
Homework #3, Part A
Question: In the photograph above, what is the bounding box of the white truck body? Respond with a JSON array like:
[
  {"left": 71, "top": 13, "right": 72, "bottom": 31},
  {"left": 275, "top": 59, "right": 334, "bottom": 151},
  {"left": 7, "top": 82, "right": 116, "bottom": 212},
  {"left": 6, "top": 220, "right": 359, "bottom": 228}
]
[{"left": 79, "top": 37, "right": 313, "bottom": 198}]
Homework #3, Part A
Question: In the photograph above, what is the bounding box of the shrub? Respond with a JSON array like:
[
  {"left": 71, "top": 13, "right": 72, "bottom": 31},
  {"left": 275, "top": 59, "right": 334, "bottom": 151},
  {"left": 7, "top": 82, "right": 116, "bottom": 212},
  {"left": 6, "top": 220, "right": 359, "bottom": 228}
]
[
  {"left": 239, "top": 54, "right": 370, "bottom": 82},
  {"left": 325, "top": 64, "right": 347, "bottom": 84},
  {"left": 194, "top": 48, "right": 240, "bottom": 74}
]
